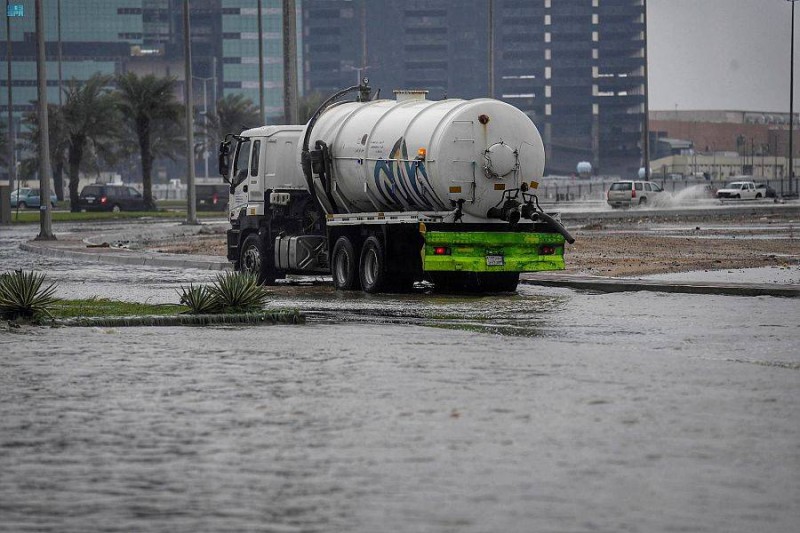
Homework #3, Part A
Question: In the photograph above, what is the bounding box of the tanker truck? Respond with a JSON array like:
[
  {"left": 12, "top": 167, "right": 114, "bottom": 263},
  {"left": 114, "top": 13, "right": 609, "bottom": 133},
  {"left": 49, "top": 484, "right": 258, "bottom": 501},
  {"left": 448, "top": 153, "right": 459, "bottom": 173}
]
[{"left": 218, "top": 81, "right": 573, "bottom": 293}]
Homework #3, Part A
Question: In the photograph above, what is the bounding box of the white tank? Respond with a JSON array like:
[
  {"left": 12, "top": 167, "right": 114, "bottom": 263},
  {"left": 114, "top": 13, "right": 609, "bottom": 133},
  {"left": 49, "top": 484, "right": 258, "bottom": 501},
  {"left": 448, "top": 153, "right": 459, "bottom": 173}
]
[{"left": 302, "top": 91, "right": 545, "bottom": 220}]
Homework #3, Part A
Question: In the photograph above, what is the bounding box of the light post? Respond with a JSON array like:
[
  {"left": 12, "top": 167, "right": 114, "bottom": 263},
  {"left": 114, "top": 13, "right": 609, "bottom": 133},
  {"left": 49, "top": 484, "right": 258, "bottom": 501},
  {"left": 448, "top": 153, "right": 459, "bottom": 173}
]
[
  {"left": 643, "top": 0, "right": 650, "bottom": 180},
  {"left": 193, "top": 75, "right": 213, "bottom": 178},
  {"left": 182, "top": 0, "right": 198, "bottom": 225},
  {"left": 257, "top": 0, "right": 265, "bottom": 124},
  {"left": 789, "top": 0, "right": 798, "bottom": 196},
  {"left": 343, "top": 65, "right": 370, "bottom": 85},
  {"left": 34, "top": 0, "right": 54, "bottom": 240},
  {"left": 2, "top": 1, "right": 16, "bottom": 224}
]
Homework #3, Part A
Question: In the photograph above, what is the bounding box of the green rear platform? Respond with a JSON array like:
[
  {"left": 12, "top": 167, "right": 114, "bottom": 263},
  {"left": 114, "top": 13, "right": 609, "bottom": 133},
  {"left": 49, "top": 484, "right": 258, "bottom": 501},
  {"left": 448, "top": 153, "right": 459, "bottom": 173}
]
[{"left": 422, "top": 230, "right": 565, "bottom": 273}]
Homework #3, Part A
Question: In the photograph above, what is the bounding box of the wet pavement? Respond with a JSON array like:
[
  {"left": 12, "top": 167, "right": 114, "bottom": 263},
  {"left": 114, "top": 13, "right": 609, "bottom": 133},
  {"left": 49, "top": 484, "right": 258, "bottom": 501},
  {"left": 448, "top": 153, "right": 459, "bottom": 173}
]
[{"left": 1, "top": 220, "right": 799, "bottom": 532}]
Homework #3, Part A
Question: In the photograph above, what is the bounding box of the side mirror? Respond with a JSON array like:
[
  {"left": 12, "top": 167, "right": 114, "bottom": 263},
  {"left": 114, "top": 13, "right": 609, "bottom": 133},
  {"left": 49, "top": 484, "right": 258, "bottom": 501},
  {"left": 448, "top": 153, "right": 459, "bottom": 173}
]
[{"left": 218, "top": 140, "right": 231, "bottom": 180}]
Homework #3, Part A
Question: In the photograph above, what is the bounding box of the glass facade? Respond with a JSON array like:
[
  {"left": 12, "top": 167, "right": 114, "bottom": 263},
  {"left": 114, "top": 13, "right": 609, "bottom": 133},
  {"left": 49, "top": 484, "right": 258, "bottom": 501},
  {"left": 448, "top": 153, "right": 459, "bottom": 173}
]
[
  {"left": 2, "top": 0, "right": 143, "bottom": 117},
  {"left": 302, "top": 0, "right": 646, "bottom": 176},
  {"left": 222, "top": 0, "right": 303, "bottom": 124}
]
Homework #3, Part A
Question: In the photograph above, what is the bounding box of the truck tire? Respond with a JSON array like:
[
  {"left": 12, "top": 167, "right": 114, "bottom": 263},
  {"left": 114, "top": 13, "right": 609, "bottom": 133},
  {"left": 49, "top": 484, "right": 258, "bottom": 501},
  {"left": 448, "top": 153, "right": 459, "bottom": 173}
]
[
  {"left": 359, "top": 235, "right": 386, "bottom": 293},
  {"left": 240, "top": 234, "right": 277, "bottom": 285},
  {"left": 331, "top": 236, "right": 358, "bottom": 290}
]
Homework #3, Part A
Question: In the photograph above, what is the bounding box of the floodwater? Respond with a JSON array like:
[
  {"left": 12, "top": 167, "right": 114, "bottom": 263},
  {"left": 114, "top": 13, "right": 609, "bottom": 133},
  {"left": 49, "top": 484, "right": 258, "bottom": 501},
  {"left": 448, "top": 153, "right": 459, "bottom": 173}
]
[{"left": 2, "top": 222, "right": 799, "bottom": 532}]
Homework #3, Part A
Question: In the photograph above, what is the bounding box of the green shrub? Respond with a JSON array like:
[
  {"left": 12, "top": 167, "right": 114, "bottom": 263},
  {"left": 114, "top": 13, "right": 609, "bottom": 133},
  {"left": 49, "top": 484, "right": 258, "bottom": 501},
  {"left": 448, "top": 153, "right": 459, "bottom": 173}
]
[
  {"left": 208, "top": 271, "right": 269, "bottom": 313},
  {"left": 0, "top": 270, "right": 59, "bottom": 321},
  {"left": 178, "top": 272, "right": 268, "bottom": 315},
  {"left": 177, "top": 283, "right": 221, "bottom": 315}
]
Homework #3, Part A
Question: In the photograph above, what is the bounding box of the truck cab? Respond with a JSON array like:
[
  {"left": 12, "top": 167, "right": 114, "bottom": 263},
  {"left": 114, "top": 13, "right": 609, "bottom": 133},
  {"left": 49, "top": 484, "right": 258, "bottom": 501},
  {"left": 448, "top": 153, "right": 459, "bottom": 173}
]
[{"left": 220, "top": 126, "right": 328, "bottom": 284}]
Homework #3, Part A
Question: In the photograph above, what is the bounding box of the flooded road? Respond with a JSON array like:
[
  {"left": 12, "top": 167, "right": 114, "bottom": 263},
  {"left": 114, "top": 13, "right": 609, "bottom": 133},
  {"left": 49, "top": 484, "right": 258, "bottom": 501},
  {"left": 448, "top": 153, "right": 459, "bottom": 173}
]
[{"left": 1, "top": 222, "right": 799, "bottom": 532}]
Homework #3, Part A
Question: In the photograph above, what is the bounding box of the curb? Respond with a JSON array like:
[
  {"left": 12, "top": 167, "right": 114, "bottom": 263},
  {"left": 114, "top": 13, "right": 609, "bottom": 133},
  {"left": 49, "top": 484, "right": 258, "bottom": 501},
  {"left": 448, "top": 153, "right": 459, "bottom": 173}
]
[
  {"left": 20, "top": 240, "right": 230, "bottom": 271},
  {"left": 51, "top": 310, "right": 304, "bottom": 328},
  {"left": 520, "top": 274, "right": 800, "bottom": 298}
]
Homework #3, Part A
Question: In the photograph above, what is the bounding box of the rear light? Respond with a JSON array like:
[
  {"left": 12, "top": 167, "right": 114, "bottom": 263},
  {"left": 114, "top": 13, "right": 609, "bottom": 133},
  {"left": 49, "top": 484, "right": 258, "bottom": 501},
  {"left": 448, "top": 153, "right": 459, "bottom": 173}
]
[
  {"left": 631, "top": 188, "right": 636, "bottom": 198},
  {"left": 433, "top": 246, "right": 450, "bottom": 255},
  {"left": 540, "top": 245, "right": 556, "bottom": 255},
  {"left": 212, "top": 193, "right": 218, "bottom": 205},
  {"left": 100, "top": 196, "right": 107, "bottom": 204}
]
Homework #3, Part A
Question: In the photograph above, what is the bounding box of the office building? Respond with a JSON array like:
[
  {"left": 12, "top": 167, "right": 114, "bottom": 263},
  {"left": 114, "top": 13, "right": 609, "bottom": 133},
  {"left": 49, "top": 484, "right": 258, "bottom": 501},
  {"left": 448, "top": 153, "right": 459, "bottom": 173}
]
[{"left": 302, "top": 0, "right": 646, "bottom": 176}]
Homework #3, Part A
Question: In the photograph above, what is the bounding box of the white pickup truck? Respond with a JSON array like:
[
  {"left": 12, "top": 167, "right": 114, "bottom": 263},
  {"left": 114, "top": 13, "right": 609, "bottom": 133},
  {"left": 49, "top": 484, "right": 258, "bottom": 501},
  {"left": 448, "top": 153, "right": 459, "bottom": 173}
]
[{"left": 716, "top": 180, "right": 762, "bottom": 200}]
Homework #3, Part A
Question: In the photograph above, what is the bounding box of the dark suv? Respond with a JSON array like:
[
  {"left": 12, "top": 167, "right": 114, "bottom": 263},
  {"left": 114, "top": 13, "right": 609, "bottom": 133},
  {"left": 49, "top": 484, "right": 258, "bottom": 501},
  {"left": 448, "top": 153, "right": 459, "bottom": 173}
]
[
  {"left": 78, "top": 184, "right": 149, "bottom": 212},
  {"left": 196, "top": 184, "right": 229, "bottom": 211}
]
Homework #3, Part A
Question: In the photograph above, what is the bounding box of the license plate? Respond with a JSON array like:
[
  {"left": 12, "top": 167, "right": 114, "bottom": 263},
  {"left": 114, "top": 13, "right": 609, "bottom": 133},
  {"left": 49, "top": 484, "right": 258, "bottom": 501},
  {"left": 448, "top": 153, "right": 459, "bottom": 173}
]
[{"left": 486, "top": 255, "right": 504, "bottom": 266}]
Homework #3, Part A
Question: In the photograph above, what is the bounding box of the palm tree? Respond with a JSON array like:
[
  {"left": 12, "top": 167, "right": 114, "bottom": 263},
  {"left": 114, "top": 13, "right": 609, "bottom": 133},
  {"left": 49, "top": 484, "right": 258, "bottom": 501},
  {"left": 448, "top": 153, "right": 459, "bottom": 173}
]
[
  {"left": 61, "top": 74, "right": 121, "bottom": 211},
  {"left": 298, "top": 91, "right": 326, "bottom": 124},
  {"left": 116, "top": 72, "right": 183, "bottom": 210},
  {"left": 19, "top": 103, "right": 71, "bottom": 201},
  {"left": 203, "top": 93, "right": 261, "bottom": 147}
]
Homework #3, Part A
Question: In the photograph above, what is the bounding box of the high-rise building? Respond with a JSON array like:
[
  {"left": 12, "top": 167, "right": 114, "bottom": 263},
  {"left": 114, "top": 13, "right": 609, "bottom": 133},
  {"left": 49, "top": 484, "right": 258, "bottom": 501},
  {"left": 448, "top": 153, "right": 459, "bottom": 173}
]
[
  {"left": 302, "top": 0, "right": 646, "bottom": 176},
  {"left": 1, "top": 1, "right": 300, "bottom": 182}
]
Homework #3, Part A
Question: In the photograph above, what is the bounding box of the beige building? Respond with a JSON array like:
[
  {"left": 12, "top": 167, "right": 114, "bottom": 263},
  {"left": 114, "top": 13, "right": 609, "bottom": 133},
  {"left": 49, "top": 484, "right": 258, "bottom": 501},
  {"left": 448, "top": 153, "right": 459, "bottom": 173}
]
[{"left": 649, "top": 109, "right": 799, "bottom": 181}]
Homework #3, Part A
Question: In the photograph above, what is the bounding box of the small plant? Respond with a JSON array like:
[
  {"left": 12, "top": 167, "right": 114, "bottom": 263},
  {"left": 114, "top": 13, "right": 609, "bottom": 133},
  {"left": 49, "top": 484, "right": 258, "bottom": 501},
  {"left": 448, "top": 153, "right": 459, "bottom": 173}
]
[
  {"left": 207, "top": 271, "right": 269, "bottom": 313},
  {"left": 0, "top": 270, "right": 59, "bottom": 321},
  {"left": 177, "top": 283, "right": 220, "bottom": 315},
  {"left": 178, "top": 272, "right": 269, "bottom": 315}
]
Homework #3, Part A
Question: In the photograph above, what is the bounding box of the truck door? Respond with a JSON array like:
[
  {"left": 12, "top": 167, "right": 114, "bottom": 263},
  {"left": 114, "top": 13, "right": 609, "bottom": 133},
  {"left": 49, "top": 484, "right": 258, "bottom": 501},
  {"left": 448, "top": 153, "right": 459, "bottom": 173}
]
[
  {"left": 230, "top": 137, "right": 251, "bottom": 212},
  {"left": 248, "top": 139, "right": 262, "bottom": 205}
]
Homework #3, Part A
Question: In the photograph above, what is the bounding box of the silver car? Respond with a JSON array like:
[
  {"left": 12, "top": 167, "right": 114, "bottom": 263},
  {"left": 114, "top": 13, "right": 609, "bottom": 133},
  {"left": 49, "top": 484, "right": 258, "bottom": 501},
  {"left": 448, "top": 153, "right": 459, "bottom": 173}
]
[{"left": 607, "top": 180, "right": 665, "bottom": 208}]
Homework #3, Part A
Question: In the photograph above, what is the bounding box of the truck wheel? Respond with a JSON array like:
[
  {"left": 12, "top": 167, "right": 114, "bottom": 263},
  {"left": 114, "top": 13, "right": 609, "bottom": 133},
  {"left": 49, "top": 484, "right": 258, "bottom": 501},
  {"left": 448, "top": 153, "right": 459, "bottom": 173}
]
[
  {"left": 331, "top": 236, "right": 358, "bottom": 290},
  {"left": 241, "top": 234, "right": 277, "bottom": 285},
  {"left": 359, "top": 236, "right": 386, "bottom": 293}
]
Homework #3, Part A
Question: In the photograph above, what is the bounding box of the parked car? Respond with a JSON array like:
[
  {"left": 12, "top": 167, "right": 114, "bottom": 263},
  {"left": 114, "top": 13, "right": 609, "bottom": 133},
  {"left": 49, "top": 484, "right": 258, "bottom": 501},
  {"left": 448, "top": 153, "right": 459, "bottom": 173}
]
[
  {"left": 716, "top": 181, "right": 760, "bottom": 200},
  {"left": 606, "top": 180, "right": 666, "bottom": 208},
  {"left": 10, "top": 187, "right": 57, "bottom": 209},
  {"left": 196, "top": 184, "right": 229, "bottom": 211},
  {"left": 755, "top": 183, "right": 777, "bottom": 198},
  {"left": 77, "top": 184, "right": 149, "bottom": 212}
]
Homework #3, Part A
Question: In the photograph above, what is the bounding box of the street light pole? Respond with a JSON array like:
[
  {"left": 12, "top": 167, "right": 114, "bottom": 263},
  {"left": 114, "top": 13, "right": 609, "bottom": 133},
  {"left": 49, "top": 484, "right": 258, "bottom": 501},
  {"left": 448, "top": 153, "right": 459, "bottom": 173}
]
[
  {"left": 34, "top": 0, "right": 54, "bottom": 240},
  {"left": 193, "top": 75, "right": 212, "bottom": 178},
  {"left": 488, "top": 0, "right": 494, "bottom": 99},
  {"left": 5, "top": 0, "right": 16, "bottom": 192},
  {"left": 183, "top": 0, "right": 198, "bottom": 225},
  {"left": 257, "top": 0, "right": 265, "bottom": 125},
  {"left": 790, "top": 0, "right": 798, "bottom": 196},
  {"left": 282, "top": 0, "right": 298, "bottom": 124},
  {"left": 643, "top": 0, "right": 651, "bottom": 180}
]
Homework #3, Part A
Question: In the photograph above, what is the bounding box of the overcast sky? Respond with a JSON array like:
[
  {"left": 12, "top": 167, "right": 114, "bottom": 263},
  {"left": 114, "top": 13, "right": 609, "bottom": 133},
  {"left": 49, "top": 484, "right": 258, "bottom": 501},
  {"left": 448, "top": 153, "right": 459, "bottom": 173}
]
[{"left": 648, "top": 0, "right": 798, "bottom": 112}]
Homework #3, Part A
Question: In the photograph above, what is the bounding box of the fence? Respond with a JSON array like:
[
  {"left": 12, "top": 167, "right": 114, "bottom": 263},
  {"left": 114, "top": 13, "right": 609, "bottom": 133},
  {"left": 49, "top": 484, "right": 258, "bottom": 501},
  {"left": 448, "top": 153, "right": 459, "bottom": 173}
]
[{"left": 536, "top": 176, "right": 799, "bottom": 203}]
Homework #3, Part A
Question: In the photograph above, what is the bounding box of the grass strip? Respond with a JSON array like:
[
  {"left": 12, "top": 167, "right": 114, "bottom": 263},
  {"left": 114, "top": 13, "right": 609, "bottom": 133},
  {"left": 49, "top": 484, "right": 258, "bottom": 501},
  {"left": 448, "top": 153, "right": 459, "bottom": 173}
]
[
  {"left": 44, "top": 298, "right": 304, "bottom": 327},
  {"left": 50, "top": 298, "right": 186, "bottom": 319}
]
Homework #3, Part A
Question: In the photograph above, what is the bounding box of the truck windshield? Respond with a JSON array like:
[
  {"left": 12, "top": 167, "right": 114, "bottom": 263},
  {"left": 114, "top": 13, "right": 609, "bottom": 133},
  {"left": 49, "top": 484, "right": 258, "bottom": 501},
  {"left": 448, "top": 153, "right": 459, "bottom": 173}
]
[{"left": 232, "top": 138, "right": 251, "bottom": 187}]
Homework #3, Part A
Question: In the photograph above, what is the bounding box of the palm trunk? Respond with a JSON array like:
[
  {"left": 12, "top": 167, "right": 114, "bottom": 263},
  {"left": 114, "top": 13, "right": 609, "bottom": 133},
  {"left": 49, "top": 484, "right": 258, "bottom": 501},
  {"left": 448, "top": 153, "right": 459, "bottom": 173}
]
[
  {"left": 67, "top": 141, "right": 83, "bottom": 212},
  {"left": 53, "top": 160, "right": 64, "bottom": 201},
  {"left": 139, "top": 120, "right": 155, "bottom": 210}
]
